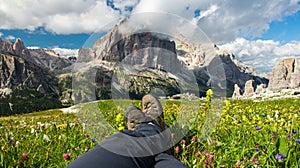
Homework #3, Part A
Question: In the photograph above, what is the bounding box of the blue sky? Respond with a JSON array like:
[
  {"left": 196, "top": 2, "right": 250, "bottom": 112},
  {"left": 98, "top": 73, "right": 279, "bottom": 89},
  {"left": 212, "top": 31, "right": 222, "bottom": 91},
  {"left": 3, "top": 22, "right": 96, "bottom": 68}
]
[
  {"left": 260, "top": 11, "right": 300, "bottom": 43},
  {"left": 0, "top": 28, "right": 89, "bottom": 49},
  {"left": 0, "top": 0, "right": 300, "bottom": 72}
]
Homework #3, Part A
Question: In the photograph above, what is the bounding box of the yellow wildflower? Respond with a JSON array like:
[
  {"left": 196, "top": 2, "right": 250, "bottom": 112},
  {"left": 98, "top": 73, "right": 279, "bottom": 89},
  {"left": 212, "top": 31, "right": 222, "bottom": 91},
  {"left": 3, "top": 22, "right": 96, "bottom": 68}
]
[
  {"left": 56, "top": 124, "right": 67, "bottom": 129},
  {"left": 117, "top": 126, "right": 125, "bottom": 131}
]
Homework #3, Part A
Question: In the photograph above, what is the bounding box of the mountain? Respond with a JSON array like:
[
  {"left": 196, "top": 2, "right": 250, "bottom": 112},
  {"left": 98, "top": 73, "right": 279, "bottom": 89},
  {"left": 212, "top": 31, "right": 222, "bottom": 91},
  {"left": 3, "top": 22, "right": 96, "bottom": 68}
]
[
  {"left": 0, "top": 38, "right": 73, "bottom": 116},
  {"left": 0, "top": 38, "right": 73, "bottom": 73},
  {"left": 73, "top": 20, "right": 268, "bottom": 102},
  {"left": 0, "top": 52, "right": 59, "bottom": 94},
  {"left": 176, "top": 41, "right": 268, "bottom": 96}
]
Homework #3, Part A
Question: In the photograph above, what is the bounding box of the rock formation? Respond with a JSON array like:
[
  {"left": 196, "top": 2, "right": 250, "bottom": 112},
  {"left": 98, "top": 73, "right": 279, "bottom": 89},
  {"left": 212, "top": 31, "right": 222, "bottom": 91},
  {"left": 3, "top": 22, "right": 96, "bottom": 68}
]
[
  {"left": 255, "top": 84, "right": 267, "bottom": 94},
  {"left": 268, "top": 57, "right": 300, "bottom": 91},
  {"left": 13, "top": 38, "right": 26, "bottom": 56},
  {"left": 243, "top": 80, "right": 255, "bottom": 97},
  {"left": 93, "top": 30, "right": 181, "bottom": 74},
  {"left": 232, "top": 84, "right": 242, "bottom": 99},
  {"left": 0, "top": 38, "right": 23, "bottom": 55}
]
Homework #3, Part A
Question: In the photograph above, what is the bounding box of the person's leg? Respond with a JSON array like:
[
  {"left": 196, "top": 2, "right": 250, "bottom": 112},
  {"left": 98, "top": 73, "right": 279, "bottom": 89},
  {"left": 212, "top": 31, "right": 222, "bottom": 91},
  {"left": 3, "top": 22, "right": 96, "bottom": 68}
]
[
  {"left": 141, "top": 94, "right": 188, "bottom": 168},
  {"left": 67, "top": 94, "right": 185, "bottom": 168},
  {"left": 67, "top": 106, "right": 162, "bottom": 168},
  {"left": 66, "top": 143, "right": 154, "bottom": 168}
]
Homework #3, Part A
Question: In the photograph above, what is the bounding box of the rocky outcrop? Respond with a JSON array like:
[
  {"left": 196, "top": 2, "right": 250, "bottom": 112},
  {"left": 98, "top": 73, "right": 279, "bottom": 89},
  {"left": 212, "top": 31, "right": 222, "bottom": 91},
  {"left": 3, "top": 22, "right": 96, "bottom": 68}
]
[
  {"left": 0, "top": 38, "right": 25, "bottom": 55},
  {"left": 268, "top": 57, "right": 300, "bottom": 91},
  {"left": 0, "top": 38, "right": 26, "bottom": 56},
  {"left": 175, "top": 38, "right": 268, "bottom": 97},
  {"left": 232, "top": 84, "right": 241, "bottom": 99},
  {"left": 243, "top": 80, "right": 255, "bottom": 97},
  {"left": 255, "top": 84, "right": 267, "bottom": 94},
  {"left": 13, "top": 38, "right": 26, "bottom": 56}
]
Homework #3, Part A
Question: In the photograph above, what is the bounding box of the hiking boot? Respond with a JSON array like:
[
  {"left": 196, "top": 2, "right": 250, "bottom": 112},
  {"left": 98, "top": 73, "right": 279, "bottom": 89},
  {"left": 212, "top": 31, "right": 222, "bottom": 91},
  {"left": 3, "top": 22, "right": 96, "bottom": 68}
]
[
  {"left": 142, "top": 94, "right": 167, "bottom": 130},
  {"left": 125, "top": 106, "right": 148, "bottom": 130}
]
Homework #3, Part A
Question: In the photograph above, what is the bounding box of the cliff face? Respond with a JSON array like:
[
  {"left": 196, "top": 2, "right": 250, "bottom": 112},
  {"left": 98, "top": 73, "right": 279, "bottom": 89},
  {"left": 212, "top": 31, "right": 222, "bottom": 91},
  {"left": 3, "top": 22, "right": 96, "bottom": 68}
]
[
  {"left": 92, "top": 30, "right": 181, "bottom": 74},
  {"left": 75, "top": 31, "right": 186, "bottom": 101},
  {"left": 268, "top": 57, "right": 300, "bottom": 91}
]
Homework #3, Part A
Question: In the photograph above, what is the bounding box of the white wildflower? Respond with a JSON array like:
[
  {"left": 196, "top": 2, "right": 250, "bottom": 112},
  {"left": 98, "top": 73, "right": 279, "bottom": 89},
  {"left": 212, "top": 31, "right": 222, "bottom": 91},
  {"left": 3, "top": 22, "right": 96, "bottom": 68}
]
[
  {"left": 275, "top": 110, "right": 279, "bottom": 120},
  {"left": 31, "top": 128, "right": 35, "bottom": 134},
  {"left": 43, "top": 134, "right": 50, "bottom": 142},
  {"left": 69, "top": 122, "right": 75, "bottom": 127}
]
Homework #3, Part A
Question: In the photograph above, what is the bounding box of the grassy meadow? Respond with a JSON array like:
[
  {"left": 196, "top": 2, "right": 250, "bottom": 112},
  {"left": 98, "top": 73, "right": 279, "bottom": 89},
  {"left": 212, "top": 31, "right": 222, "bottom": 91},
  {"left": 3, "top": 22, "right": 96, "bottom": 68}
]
[{"left": 0, "top": 96, "right": 300, "bottom": 167}]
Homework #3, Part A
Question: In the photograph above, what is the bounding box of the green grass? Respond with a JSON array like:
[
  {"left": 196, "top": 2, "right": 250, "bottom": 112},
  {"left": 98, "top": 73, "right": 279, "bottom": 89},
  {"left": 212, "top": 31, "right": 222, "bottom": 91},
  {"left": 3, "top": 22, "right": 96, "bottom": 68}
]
[{"left": 0, "top": 98, "right": 300, "bottom": 167}]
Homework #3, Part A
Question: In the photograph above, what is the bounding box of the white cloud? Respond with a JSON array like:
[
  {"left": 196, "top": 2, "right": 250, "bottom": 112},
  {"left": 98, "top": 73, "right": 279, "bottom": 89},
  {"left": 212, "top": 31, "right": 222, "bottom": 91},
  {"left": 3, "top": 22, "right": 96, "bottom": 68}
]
[
  {"left": 0, "top": 0, "right": 120, "bottom": 34},
  {"left": 26, "top": 46, "right": 78, "bottom": 57},
  {"left": 192, "top": 5, "right": 219, "bottom": 24},
  {"left": 0, "top": 0, "right": 299, "bottom": 43},
  {"left": 27, "top": 46, "right": 41, "bottom": 49},
  {"left": 5, "top": 35, "right": 15, "bottom": 41},
  {"left": 52, "top": 47, "right": 79, "bottom": 57},
  {"left": 219, "top": 38, "right": 300, "bottom": 72},
  {"left": 131, "top": 0, "right": 300, "bottom": 43}
]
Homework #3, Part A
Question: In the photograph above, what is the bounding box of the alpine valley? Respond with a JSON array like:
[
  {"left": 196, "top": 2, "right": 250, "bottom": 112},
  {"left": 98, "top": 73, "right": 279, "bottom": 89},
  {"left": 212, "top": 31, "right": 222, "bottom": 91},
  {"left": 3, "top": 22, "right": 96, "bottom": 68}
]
[{"left": 1, "top": 19, "right": 299, "bottom": 116}]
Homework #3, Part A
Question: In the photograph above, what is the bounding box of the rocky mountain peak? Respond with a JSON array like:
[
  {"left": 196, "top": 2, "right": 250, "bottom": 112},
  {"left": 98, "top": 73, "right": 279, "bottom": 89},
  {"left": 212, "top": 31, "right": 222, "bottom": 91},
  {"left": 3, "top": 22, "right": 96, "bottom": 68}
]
[
  {"left": 91, "top": 30, "right": 181, "bottom": 74},
  {"left": 13, "top": 38, "right": 26, "bottom": 56},
  {"left": 74, "top": 18, "right": 269, "bottom": 99},
  {"left": 0, "top": 38, "right": 25, "bottom": 56},
  {"left": 0, "top": 38, "right": 73, "bottom": 73}
]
